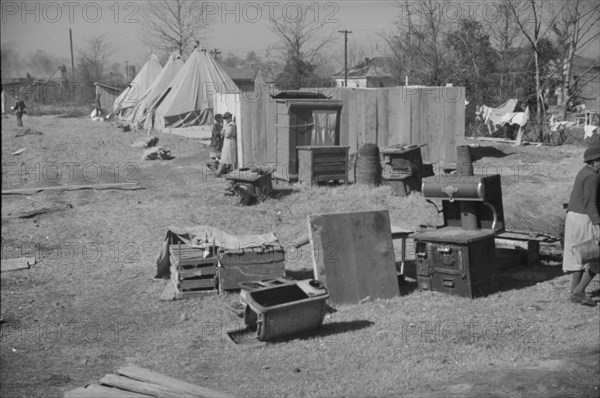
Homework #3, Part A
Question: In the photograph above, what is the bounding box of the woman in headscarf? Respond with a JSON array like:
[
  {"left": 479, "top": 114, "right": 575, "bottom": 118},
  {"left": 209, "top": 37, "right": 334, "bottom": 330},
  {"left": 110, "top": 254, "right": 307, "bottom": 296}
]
[
  {"left": 563, "top": 146, "right": 600, "bottom": 306},
  {"left": 218, "top": 112, "right": 237, "bottom": 175}
]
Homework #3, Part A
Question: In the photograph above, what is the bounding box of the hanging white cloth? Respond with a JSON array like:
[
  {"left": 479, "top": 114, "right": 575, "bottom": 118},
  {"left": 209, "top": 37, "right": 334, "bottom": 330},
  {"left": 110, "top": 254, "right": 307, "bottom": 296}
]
[{"left": 311, "top": 110, "right": 337, "bottom": 145}]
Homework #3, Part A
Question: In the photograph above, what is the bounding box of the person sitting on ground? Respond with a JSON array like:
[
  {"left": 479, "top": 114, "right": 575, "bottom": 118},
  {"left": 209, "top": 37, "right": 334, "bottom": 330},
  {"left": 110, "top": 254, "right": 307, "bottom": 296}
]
[{"left": 562, "top": 146, "right": 600, "bottom": 306}]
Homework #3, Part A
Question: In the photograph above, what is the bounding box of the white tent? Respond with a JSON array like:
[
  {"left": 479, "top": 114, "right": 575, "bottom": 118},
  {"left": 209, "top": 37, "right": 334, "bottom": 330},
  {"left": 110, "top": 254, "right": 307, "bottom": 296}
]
[
  {"left": 129, "top": 51, "right": 184, "bottom": 128},
  {"left": 150, "top": 49, "right": 241, "bottom": 130},
  {"left": 113, "top": 54, "right": 162, "bottom": 117}
]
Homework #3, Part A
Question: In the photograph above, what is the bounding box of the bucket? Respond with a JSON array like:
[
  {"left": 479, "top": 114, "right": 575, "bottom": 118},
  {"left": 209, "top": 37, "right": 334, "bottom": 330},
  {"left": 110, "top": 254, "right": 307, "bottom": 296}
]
[
  {"left": 355, "top": 143, "right": 382, "bottom": 186},
  {"left": 571, "top": 239, "right": 600, "bottom": 265}
]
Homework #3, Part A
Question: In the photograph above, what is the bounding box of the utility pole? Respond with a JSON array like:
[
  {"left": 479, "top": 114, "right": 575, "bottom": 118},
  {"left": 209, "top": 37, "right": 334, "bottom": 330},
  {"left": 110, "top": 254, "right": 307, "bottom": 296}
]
[
  {"left": 338, "top": 30, "right": 352, "bottom": 87},
  {"left": 69, "top": 29, "right": 75, "bottom": 82},
  {"left": 125, "top": 60, "right": 129, "bottom": 81},
  {"left": 210, "top": 49, "right": 221, "bottom": 61}
]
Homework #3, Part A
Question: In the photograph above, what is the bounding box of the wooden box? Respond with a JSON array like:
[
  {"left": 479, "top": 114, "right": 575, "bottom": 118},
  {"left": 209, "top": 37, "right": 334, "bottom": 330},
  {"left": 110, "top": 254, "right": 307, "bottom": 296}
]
[
  {"left": 495, "top": 233, "right": 541, "bottom": 265},
  {"left": 219, "top": 244, "right": 285, "bottom": 291},
  {"left": 169, "top": 244, "right": 219, "bottom": 295},
  {"left": 297, "top": 146, "right": 349, "bottom": 186}
]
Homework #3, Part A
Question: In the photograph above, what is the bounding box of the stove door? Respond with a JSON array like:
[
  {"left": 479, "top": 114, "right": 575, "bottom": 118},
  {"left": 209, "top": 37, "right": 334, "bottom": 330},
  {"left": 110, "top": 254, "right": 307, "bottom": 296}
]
[{"left": 431, "top": 244, "right": 465, "bottom": 277}]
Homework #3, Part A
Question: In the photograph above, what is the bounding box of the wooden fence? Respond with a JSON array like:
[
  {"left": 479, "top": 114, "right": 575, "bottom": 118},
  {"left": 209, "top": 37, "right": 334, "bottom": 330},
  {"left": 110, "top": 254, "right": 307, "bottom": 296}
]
[{"left": 238, "top": 85, "right": 465, "bottom": 167}]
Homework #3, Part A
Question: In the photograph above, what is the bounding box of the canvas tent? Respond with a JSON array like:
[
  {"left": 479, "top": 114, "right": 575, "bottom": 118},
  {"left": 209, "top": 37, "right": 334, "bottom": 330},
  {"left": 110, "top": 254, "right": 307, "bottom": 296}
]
[
  {"left": 129, "top": 51, "right": 184, "bottom": 129},
  {"left": 113, "top": 54, "right": 162, "bottom": 118},
  {"left": 150, "top": 49, "right": 241, "bottom": 131}
]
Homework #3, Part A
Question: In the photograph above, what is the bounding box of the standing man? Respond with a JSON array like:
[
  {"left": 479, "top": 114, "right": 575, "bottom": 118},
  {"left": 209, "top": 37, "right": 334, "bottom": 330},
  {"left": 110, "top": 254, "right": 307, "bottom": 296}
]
[
  {"left": 217, "top": 111, "right": 237, "bottom": 175},
  {"left": 12, "top": 96, "right": 26, "bottom": 127},
  {"left": 563, "top": 146, "right": 600, "bottom": 306}
]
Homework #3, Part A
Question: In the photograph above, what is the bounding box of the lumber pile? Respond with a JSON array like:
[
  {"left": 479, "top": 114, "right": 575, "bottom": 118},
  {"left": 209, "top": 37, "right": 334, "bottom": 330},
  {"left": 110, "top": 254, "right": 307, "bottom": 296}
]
[{"left": 64, "top": 364, "right": 231, "bottom": 397}]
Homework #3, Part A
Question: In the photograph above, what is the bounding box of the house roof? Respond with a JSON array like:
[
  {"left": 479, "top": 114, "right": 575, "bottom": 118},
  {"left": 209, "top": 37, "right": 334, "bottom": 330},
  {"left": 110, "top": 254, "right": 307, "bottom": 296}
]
[
  {"left": 95, "top": 82, "right": 121, "bottom": 93},
  {"left": 271, "top": 91, "right": 330, "bottom": 100},
  {"left": 222, "top": 66, "right": 260, "bottom": 83},
  {"left": 333, "top": 57, "right": 393, "bottom": 79}
]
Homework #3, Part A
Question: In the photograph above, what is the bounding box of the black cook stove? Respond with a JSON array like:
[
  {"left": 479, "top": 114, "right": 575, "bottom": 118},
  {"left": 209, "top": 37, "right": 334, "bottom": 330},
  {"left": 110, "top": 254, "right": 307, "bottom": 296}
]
[{"left": 412, "top": 174, "right": 504, "bottom": 298}]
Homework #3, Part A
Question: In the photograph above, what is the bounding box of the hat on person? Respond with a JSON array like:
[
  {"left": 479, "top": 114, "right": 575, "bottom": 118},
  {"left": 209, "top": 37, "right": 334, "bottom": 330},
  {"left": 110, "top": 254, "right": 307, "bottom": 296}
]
[
  {"left": 223, "top": 112, "right": 232, "bottom": 119},
  {"left": 215, "top": 113, "right": 222, "bottom": 119},
  {"left": 583, "top": 146, "right": 600, "bottom": 162}
]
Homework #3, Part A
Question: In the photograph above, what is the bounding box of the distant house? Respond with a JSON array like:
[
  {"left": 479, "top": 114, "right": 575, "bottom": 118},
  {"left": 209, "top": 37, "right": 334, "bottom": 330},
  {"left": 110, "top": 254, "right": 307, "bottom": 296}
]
[
  {"left": 1, "top": 76, "right": 66, "bottom": 104},
  {"left": 223, "top": 66, "right": 264, "bottom": 93},
  {"left": 333, "top": 57, "right": 395, "bottom": 88}
]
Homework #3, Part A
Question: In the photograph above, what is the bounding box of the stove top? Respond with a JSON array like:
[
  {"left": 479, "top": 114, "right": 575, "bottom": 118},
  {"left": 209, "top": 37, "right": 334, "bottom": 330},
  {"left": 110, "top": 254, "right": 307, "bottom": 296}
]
[{"left": 411, "top": 226, "right": 496, "bottom": 244}]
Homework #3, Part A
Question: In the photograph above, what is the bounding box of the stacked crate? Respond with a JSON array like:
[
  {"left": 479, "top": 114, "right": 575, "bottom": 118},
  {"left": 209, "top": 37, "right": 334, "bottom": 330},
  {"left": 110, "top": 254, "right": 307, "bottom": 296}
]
[{"left": 169, "top": 243, "right": 218, "bottom": 296}]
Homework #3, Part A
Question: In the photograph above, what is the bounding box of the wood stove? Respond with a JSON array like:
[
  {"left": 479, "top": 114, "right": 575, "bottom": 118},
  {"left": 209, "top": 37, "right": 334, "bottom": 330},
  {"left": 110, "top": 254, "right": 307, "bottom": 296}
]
[{"left": 412, "top": 174, "right": 504, "bottom": 298}]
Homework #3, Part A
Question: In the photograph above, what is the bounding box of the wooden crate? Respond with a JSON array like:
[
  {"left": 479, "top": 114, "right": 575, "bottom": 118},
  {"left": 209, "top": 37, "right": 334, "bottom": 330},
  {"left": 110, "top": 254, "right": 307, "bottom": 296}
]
[
  {"left": 219, "top": 245, "right": 285, "bottom": 291},
  {"left": 297, "top": 146, "right": 349, "bottom": 186},
  {"left": 169, "top": 244, "right": 219, "bottom": 295}
]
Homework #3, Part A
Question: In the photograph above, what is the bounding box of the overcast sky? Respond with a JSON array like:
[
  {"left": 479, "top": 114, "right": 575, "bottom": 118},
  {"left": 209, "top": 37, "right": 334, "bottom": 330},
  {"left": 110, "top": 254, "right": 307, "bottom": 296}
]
[
  {"left": 1, "top": 1, "right": 395, "bottom": 78},
  {"left": 2, "top": 0, "right": 599, "bottom": 79}
]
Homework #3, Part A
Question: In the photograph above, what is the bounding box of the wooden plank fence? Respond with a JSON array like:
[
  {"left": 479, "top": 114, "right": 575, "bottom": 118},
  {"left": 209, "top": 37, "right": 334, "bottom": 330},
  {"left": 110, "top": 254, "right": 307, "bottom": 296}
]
[{"left": 238, "top": 85, "right": 465, "bottom": 167}]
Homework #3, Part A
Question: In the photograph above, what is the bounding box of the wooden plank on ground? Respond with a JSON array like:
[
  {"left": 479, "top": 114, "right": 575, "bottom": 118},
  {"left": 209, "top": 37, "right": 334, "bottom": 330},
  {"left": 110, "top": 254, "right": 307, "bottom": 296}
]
[
  {"left": 99, "top": 374, "right": 188, "bottom": 398},
  {"left": 465, "top": 136, "right": 517, "bottom": 144},
  {"left": 308, "top": 210, "right": 400, "bottom": 304},
  {"left": 2, "top": 183, "right": 142, "bottom": 195},
  {"left": 116, "top": 364, "right": 232, "bottom": 398},
  {"left": 4, "top": 206, "right": 67, "bottom": 219},
  {"left": 64, "top": 384, "right": 153, "bottom": 397},
  {"left": 1, "top": 257, "right": 35, "bottom": 272}
]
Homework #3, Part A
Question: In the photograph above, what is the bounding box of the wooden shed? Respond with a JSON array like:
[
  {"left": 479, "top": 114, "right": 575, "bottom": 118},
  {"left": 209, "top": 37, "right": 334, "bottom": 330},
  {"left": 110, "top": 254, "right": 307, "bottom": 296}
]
[{"left": 273, "top": 92, "right": 343, "bottom": 180}]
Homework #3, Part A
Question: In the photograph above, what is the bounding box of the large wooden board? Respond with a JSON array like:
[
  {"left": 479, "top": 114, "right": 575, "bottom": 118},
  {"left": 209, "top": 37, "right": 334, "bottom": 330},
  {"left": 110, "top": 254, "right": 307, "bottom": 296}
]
[{"left": 308, "top": 210, "right": 400, "bottom": 304}]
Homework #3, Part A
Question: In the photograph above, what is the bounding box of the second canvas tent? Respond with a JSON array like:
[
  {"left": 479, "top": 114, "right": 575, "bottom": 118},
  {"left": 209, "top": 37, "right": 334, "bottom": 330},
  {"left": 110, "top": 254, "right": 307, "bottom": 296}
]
[
  {"left": 129, "top": 51, "right": 184, "bottom": 129},
  {"left": 113, "top": 54, "right": 162, "bottom": 118},
  {"left": 149, "top": 49, "right": 241, "bottom": 130}
]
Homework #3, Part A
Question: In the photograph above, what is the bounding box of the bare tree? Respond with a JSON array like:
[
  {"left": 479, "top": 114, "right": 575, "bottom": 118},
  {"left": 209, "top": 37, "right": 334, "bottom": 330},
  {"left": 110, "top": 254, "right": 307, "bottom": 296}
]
[
  {"left": 485, "top": 0, "right": 523, "bottom": 97},
  {"left": 77, "top": 34, "right": 113, "bottom": 83},
  {"left": 506, "top": 0, "right": 568, "bottom": 141},
  {"left": 268, "top": 3, "right": 336, "bottom": 89},
  {"left": 138, "top": 0, "right": 213, "bottom": 57},
  {"left": 384, "top": 0, "right": 453, "bottom": 86},
  {"left": 550, "top": 0, "right": 600, "bottom": 118}
]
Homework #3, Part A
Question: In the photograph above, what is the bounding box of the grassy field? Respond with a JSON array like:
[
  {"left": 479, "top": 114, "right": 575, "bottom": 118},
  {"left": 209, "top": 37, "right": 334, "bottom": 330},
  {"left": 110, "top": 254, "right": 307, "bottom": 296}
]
[{"left": 1, "top": 114, "right": 599, "bottom": 397}]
